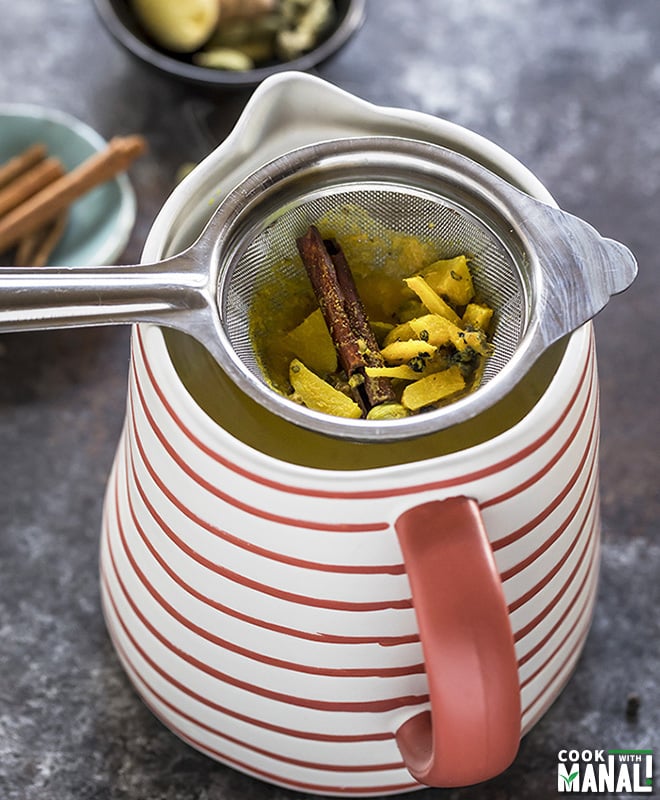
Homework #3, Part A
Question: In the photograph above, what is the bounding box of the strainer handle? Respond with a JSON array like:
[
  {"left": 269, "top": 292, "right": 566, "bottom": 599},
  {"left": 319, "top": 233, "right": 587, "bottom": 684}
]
[
  {"left": 0, "top": 251, "right": 209, "bottom": 333},
  {"left": 395, "top": 497, "right": 520, "bottom": 787}
]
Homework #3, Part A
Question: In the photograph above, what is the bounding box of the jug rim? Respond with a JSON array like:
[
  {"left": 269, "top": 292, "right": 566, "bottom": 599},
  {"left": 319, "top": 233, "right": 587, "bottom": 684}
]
[{"left": 135, "top": 71, "right": 590, "bottom": 485}]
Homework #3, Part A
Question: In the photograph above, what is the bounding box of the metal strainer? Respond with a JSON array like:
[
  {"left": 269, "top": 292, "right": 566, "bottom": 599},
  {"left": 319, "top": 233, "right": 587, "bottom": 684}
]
[{"left": 0, "top": 136, "right": 636, "bottom": 441}]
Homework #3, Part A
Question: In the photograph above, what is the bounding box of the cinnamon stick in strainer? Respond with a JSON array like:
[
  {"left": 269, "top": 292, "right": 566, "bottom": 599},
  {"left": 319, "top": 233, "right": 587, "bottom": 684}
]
[
  {"left": 297, "top": 225, "right": 395, "bottom": 411},
  {"left": 0, "top": 135, "right": 146, "bottom": 254},
  {"left": 325, "top": 237, "right": 396, "bottom": 409}
]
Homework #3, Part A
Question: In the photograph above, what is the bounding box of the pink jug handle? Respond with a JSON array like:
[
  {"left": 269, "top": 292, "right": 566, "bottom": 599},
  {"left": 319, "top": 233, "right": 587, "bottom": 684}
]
[{"left": 394, "top": 496, "right": 521, "bottom": 787}]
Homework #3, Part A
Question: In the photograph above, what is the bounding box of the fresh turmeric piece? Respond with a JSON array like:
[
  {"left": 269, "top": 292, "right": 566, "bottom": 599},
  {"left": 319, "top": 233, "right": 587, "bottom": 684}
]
[
  {"left": 285, "top": 308, "right": 338, "bottom": 375},
  {"left": 401, "top": 366, "right": 466, "bottom": 411},
  {"left": 383, "top": 320, "right": 416, "bottom": 347},
  {"left": 365, "top": 364, "right": 432, "bottom": 381},
  {"left": 404, "top": 276, "right": 462, "bottom": 325},
  {"left": 423, "top": 255, "right": 475, "bottom": 307},
  {"left": 289, "top": 359, "right": 362, "bottom": 419},
  {"left": 387, "top": 313, "right": 488, "bottom": 356},
  {"left": 462, "top": 302, "right": 494, "bottom": 331},
  {"left": 407, "top": 314, "right": 457, "bottom": 347},
  {"left": 379, "top": 339, "right": 437, "bottom": 364}
]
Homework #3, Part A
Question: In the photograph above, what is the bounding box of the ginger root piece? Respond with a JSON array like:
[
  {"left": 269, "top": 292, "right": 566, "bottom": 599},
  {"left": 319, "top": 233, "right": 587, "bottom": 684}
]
[{"left": 132, "top": 0, "right": 220, "bottom": 52}]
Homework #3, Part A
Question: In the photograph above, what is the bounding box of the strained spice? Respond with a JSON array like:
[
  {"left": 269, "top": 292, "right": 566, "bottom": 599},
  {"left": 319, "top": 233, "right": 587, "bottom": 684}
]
[{"left": 252, "top": 223, "right": 494, "bottom": 420}]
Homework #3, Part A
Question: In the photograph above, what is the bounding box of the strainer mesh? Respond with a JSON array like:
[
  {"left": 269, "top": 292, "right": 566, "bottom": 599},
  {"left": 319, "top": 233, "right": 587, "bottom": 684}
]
[{"left": 224, "top": 184, "right": 524, "bottom": 390}]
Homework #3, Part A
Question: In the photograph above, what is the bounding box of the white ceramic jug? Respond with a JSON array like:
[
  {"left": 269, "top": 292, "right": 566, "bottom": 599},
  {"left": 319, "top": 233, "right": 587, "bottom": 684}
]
[{"left": 100, "top": 72, "right": 601, "bottom": 794}]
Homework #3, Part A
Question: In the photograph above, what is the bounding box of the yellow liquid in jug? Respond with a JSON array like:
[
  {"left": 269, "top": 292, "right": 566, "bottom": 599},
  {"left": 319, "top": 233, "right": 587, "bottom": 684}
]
[{"left": 163, "top": 329, "right": 567, "bottom": 471}]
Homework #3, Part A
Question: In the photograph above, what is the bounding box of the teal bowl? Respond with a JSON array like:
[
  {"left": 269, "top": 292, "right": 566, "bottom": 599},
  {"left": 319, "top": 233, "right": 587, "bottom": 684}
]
[{"left": 0, "top": 104, "right": 137, "bottom": 266}]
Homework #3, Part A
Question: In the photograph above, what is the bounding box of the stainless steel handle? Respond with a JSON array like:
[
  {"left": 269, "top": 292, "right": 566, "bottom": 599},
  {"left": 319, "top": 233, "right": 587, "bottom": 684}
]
[{"left": 0, "top": 249, "right": 209, "bottom": 334}]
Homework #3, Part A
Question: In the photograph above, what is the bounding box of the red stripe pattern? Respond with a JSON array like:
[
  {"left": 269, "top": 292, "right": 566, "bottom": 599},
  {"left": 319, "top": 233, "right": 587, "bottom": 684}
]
[{"left": 99, "top": 322, "right": 601, "bottom": 795}]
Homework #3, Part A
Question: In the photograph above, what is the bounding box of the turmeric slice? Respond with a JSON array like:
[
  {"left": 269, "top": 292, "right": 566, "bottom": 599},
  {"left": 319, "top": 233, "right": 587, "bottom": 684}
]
[
  {"left": 423, "top": 255, "right": 475, "bottom": 307},
  {"left": 401, "top": 366, "right": 466, "bottom": 411},
  {"left": 407, "top": 314, "right": 488, "bottom": 355},
  {"left": 289, "top": 359, "right": 362, "bottom": 418},
  {"left": 408, "top": 313, "right": 457, "bottom": 347},
  {"left": 365, "top": 364, "right": 429, "bottom": 381},
  {"left": 380, "top": 339, "right": 437, "bottom": 364},
  {"left": 383, "top": 319, "right": 416, "bottom": 347},
  {"left": 285, "top": 308, "right": 337, "bottom": 375},
  {"left": 404, "top": 276, "right": 462, "bottom": 325},
  {"left": 462, "top": 302, "right": 494, "bottom": 331}
]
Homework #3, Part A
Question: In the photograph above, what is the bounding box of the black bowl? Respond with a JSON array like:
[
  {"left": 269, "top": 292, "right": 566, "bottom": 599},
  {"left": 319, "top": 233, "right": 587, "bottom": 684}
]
[{"left": 93, "top": 0, "right": 366, "bottom": 89}]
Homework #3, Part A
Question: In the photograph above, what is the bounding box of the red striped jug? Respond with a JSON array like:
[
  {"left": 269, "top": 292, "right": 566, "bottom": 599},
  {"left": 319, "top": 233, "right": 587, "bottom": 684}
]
[{"left": 100, "top": 72, "right": 601, "bottom": 794}]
